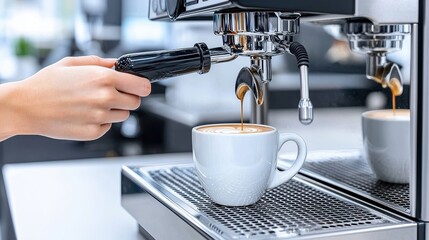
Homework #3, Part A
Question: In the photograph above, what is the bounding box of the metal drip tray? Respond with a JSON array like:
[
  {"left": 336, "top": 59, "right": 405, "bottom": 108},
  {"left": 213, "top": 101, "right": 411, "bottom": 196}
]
[
  {"left": 121, "top": 163, "right": 416, "bottom": 240},
  {"left": 300, "top": 150, "right": 410, "bottom": 214}
]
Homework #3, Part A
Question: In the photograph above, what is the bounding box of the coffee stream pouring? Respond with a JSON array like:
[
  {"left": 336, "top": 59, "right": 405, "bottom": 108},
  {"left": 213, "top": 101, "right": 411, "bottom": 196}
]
[{"left": 115, "top": 12, "right": 314, "bottom": 125}]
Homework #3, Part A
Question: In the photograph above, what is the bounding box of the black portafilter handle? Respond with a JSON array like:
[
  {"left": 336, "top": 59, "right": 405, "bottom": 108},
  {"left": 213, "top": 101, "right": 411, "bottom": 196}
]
[{"left": 115, "top": 43, "right": 211, "bottom": 83}]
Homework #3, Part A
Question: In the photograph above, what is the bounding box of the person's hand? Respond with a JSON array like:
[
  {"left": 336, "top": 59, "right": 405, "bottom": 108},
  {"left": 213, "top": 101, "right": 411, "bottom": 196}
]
[{"left": 0, "top": 56, "right": 151, "bottom": 141}]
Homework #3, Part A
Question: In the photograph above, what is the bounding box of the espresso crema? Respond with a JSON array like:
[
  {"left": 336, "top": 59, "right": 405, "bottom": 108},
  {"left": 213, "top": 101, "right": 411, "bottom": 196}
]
[
  {"left": 197, "top": 124, "right": 273, "bottom": 134},
  {"left": 364, "top": 109, "right": 410, "bottom": 120}
]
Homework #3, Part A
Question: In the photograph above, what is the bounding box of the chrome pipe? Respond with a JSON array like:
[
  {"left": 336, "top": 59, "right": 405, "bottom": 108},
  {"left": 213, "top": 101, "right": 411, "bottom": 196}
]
[
  {"left": 251, "top": 83, "right": 269, "bottom": 124},
  {"left": 298, "top": 65, "right": 313, "bottom": 125},
  {"left": 209, "top": 47, "right": 238, "bottom": 64},
  {"left": 250, "top": 56, "right": 272, "bottom": 83}
]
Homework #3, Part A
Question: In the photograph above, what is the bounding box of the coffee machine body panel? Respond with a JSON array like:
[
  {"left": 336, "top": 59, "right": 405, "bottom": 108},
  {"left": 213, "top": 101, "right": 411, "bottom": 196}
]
[
  {"left": 149, "top": 0, "right": 355, "bottom": 21},
  {"left": 149, "top": 0, "right": 417, "bottom": 24}
]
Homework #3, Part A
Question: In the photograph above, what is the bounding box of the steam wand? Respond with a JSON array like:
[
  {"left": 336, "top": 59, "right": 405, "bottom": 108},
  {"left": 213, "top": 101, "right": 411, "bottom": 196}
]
[{"left": 289, "top": 42, "right": 313, "bottom": 125}]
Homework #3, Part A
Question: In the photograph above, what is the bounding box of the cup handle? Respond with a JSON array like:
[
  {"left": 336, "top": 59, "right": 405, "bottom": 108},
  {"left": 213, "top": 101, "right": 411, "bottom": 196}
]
[{"left": 268, "top": 133, "right": 307, "bottom": 189}]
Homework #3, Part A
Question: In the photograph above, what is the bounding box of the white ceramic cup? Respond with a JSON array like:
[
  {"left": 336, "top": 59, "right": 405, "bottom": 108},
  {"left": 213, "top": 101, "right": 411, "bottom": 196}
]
[
  {"left": 192, "top": 123, "right": 307, "bottom": 206},
  {"left": 362, "top": 109, "right": 410, "bottom": 183}
]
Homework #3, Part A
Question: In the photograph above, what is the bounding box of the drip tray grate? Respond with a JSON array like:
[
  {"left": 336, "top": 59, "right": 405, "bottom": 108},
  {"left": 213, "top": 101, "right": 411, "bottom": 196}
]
[
  {"left": 301, "top": 150, "right": 410, "bottom": 214},
  {"left": 136, "top": 165, "right": 405, "bottom": 239}
]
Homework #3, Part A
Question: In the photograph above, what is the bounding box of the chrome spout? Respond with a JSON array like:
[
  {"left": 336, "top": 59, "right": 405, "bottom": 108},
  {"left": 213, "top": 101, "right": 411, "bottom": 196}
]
[
  {"left": 366, "top": 53, "right": 403, "bottom": 95},
  {"left": 235, "top": 65, "right": 264, "bottom": 106},
  {"left": 233, "top": 56, "right": 272, "bottom": 124}
]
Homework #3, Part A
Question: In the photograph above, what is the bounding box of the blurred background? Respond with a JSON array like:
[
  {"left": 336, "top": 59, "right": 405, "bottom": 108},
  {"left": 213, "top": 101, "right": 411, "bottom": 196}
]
[
  {"left": 0, "top": 0, "right": 412, "bottom": 239},
  {"left": 0, "top": 0, "right": 412, "bottom": 164}
]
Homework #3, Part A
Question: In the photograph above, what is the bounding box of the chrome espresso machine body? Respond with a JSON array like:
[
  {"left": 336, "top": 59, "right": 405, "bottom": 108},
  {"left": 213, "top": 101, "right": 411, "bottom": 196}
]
[{"left": 120, "top": 0, "right": 429, "bottom": 239}]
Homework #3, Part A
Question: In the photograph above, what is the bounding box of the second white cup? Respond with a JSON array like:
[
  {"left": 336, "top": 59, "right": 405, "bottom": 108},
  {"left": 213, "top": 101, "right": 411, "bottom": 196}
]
[{"left": 362, "top": 109, "right": 410, "bottom": 183}]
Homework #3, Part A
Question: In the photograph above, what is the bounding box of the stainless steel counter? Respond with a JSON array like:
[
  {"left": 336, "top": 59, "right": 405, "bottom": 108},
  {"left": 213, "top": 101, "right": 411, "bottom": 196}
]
[{"left": 121, "top": 155, "right": 416, "bottom": 240}]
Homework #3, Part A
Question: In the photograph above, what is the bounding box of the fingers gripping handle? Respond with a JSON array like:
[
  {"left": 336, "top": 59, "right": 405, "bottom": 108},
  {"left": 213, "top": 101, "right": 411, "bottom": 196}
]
[{"left": 268, "top": 133, "right": 307, "bottom": 189}]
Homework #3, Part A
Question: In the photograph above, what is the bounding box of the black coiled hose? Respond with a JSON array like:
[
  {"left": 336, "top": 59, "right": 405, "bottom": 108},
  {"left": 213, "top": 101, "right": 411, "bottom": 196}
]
[{"left": 289, "top": 42, "right": 309, "bottom": 68}]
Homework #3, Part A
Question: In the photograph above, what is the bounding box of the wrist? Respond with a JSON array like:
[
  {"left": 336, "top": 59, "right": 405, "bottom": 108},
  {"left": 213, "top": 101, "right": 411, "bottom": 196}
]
[{"left": 0, "top": 81, "right": 33, "bottom": 140}]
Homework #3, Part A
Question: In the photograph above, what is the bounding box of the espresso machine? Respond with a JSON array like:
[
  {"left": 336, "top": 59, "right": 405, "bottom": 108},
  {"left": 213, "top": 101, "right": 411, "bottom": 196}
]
[{"left": 120, "top": 0, "right": 428, "bottom": 239}]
